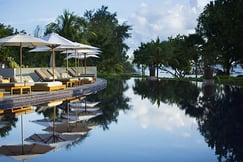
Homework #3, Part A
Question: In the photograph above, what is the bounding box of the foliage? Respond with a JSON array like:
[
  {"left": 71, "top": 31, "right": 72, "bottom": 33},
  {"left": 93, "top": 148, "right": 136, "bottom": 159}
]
[
  {"left": 166, "top": 35, "right": 191, "bottom": 78},
  {"left": 0, "top": 23, "right": 15, "bottom": 66},
  {"left": 44, "top": 6, "right": 132, "bottom": 73},
  {"left": 133, "top": 77, "right": 243, "bottom": 161},
  {"left": 84, "top": 6, "right": 132, "bottom": 73},
  {"left": 133, "top": 35, "right": 192, "bottom": 78},
  {"left": 6, "top": 56, "right": 19, "bottom": 68},
  {"left": 196, "top": 0, "right": 243, "bottom": 74}
]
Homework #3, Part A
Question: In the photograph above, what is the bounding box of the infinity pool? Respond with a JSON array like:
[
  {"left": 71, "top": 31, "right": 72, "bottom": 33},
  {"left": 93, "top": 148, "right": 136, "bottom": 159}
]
[{"left": 2, "top": 77, "right": 242, "bottom": 162}]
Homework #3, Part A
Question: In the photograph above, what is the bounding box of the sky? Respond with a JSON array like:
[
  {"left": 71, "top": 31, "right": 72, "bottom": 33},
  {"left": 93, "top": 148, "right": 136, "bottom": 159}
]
[{"left": 0, "top": 0, "right": 211, "bottom": 58}]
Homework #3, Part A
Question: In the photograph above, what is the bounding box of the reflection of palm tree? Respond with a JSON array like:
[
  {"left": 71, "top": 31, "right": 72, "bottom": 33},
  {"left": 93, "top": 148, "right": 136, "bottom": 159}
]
[{"left": 0, "top": 113, "right": 18, "bottom": 137}]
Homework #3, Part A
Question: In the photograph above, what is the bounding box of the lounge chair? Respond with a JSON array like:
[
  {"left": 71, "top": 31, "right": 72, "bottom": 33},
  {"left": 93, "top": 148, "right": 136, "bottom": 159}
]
[
  {"left": 35, "top": 69, "right": 79, "bottom": 87},
  {"left": 15, "top": 74, "right": 66, "bottom": 92},
  {"left": 46, "top": 69, "right": 80, "bottom": 87},
  {"left": 31, "top": 81, "right": 66, "bottom": 91},
  {"left": 67, "top": 67, "right": 96, "bottom": 84},
  {"left": 0, "top": 76, "right": 33, "bottom": 95}
]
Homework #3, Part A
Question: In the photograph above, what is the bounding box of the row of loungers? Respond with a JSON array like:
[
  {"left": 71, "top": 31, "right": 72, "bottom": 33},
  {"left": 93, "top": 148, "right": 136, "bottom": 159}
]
[
  {"left": 35, "top": 68, "right": 96, "bottom": 86},
  {"left": 0, "top": 76, "right": 66, "bottom": 95},
  {"left": 0, "top": 69, "right": 96, "bottom": 95}
]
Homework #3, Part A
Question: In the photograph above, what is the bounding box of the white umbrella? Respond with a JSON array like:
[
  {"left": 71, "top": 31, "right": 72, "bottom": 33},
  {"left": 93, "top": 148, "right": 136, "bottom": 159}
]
[
  {"left": 0, "top": 33, "right": 51, "bottom": 82},
  {"left": 62, "top": 48, "right": 101, "bottom": 55},
  {"left": 63, "top": 46, "right": 101, "bottom": 74},
  {"left": 70, "top": 42, "right": 99, "bottom": 73},
  {"left": 29, "top": 32, "right": 77, "bottom": 80},
  {"left": 65, "top": 54, "right": 100, "bottom": 60}
]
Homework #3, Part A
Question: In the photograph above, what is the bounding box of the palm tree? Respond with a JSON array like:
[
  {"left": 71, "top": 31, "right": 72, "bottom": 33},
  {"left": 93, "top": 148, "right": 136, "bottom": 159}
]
[{"left": 45, "top": 10, "right": 85, "bottom": 42}]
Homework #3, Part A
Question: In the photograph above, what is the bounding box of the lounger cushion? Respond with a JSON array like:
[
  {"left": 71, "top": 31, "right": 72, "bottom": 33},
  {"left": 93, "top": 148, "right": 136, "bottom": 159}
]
[
  {"left": 34, "top": 81, "right": 63, "bottom": 87},
  {"left": 13, "top": 76, "right": 35, "bottom": 86}
]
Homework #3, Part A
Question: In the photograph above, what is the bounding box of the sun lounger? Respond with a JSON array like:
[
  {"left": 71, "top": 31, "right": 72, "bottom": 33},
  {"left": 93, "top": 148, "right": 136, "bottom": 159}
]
[
  {"left": 34, "top": 69, "right": 55, "bottom": 81},
  {"left": 31, "top": 81, "right": 66, "bottom": 91},
  {"left": 67, "top": 68, "right": 96, "bottom": 84},
  {"left": 0, "top": 82, "right": 31, "bottom": 95},
  {"left": 35, "top": 69, "right": 80, "bottom": 87},
  {"left": 0, "top": 76, "right": 34, "bottom": 95},
  {"left": 46, "top": 69, "right": 80, "bottom": 87},
  {"left": 15, "top": 75, "right": 66, "bottom": 92}
]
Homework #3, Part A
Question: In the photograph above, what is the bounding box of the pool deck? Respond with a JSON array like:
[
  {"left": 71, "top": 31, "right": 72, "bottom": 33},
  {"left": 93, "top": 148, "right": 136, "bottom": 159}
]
[{"left": 0, "top": 78, "right": 107, "bottom": 110}]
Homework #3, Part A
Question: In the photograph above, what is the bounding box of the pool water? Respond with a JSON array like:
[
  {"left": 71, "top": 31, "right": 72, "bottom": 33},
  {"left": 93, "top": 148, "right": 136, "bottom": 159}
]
[{"left": 1, "top": 77, "right": 242, "bottom": 162}]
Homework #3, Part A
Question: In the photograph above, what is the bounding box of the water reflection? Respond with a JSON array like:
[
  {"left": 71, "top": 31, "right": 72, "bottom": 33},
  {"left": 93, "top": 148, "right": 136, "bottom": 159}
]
[
  {"left": 1, "top": 77, "right": 243, "bottom": 161},
  {"left": 132, "top": 78, "right": 243, "bottom": 162}
]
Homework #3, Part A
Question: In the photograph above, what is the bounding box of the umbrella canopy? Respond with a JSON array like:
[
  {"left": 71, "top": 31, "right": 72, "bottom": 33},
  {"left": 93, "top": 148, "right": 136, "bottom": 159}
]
[
  {"left": 66, "top": 42, "right": 100, "bottom": 74},
  {"left": 29, "top": 32, "right": 77, "bottom": 80},
  {"left": 0, "top": 143, "right": 54, "bottom": 161},
  {"left": 62, "top": 48, "right": 101, "bottom": 55},
  {"left": 73, "top": 42, "right": 99, "bottom": 50},
  {"left": 0, "top": 33, "right": 51, "bottom": 82},
  {"left": 65, "top": 54, "right": 100, "bottom": 60}
]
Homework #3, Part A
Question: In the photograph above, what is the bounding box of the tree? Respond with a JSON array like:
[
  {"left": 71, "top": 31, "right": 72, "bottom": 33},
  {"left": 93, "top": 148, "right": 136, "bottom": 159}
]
[
  {"left": 166, "top": 35, "right": 191, "bottom": 78},
  {"left": 46, "top": 9, "right": 84, "bottom": 41},
  {"left": 84, "top": 6, "right": 132, "bottom": 73},
  {"left": 0, "top": 23, "right": 19, "bottom": 68},
  {"left": 133, "top": 35, "right": 192, "bottom": 78},
  {"left": 196, "top": 0, "right": 243, "bottom": 75},
  {"left": 184, "top": 33, "right": 204, "bottom": 78}
]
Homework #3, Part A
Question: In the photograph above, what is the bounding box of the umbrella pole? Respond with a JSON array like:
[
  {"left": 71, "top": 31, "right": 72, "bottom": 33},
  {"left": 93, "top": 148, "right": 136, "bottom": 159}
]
[
  {"left": 53, "top": 106, "right": 56, "bottom": 142},
  {"left": 75, "top": 50, "right": 77, "bottom": 76},
  {"left": 84, "top": 53, "right": 87, "bottom": 74},
  {"left": 21, "top": 114, "right": 24, "bottom": 154},
  {"left": 66, "top": 50, "right": 68, "bottom": 72},
  {"left": 52, "top": 48, "right": 55, "bottom": 81},
  {"left": 20, "top": 44, "right": 23, "bottom": 82}
]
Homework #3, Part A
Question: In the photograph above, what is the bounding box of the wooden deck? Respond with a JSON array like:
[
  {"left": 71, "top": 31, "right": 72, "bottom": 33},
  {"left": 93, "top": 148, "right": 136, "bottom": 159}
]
[{"left": 0, "top": 78, "right": 107, "bottom": 110}]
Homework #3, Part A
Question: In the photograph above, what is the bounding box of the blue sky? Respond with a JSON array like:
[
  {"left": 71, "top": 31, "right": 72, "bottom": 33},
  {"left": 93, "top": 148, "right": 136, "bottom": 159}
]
[{"left": 0, "top": 0, "right": 210, "bottom": 58}]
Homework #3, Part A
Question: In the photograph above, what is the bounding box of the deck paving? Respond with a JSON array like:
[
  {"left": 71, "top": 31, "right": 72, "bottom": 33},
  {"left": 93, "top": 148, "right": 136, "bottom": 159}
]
[{"left": 0, "top": 78, "right": 107, "bottom": 110}]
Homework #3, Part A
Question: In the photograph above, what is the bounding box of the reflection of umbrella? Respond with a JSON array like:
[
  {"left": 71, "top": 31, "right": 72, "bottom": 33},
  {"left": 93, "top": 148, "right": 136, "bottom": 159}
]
[
  {"left": 0, "top": 143, "right": 54, "bottom": 161},
  {"left": 70, "top": 107, "right": 100, "bottom": 112},
  {"left": 69, "top": 100, "right": 100, "bottom": 112},
  {"left": 69, "top": 101, "right": 100, "bottom": 108},
  {"left": 25, "top": 133, "right": 81, "bottom": 148},
  {"left": 0, "top": 107, "right": 54, "bottom": 162},
  {"left": 26, "top": 100, "right": 82, "bottom": 148},
  {"left": 43, "top": 122, "right": 91, "bottom": 135},
  {"left": 61, "top": 111, "right": 102, "bottom": 123},
  {"left": 32, "top": 100, "right": 64, "bottom": 127},
  {"left": 31, "top": 118, "right": 64, "bottom": 127},
  {"left": 0, "top": 33, "right": 51, "bottom": 82}
]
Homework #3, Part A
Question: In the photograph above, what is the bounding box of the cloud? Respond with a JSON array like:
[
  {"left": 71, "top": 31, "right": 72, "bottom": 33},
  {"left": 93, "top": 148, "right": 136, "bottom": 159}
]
[{"left": 126, "top": 0, "right": 210, "bottom": 54}]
